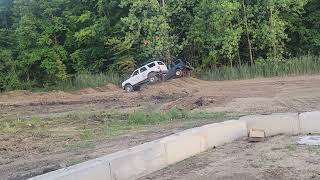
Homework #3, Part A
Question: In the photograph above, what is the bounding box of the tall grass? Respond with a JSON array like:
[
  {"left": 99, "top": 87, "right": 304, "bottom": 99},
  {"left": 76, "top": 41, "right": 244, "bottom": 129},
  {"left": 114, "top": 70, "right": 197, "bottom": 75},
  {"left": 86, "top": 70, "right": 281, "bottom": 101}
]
[
  {"left": 198, "top": 55, "right": 320, "bottom": 81},
  {"left": 126, "top": 108, "right": 225, "bottom": 125},
  {"left": 40, "top": 55, "right": 320, "bottom": 91},
  {"left": 45, "top": 72, "right": 123, "bottom": 91}
]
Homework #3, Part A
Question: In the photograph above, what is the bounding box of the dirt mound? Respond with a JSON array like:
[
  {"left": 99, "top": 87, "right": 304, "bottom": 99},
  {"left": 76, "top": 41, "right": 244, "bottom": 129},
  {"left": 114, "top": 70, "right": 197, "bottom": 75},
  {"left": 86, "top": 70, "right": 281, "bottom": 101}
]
[
  {"left": 2, "top": 75, "right": 320, "bottom": 116},
  {"left": 76, "top": 88, "right": 99, "bottom": 95},
  {"left": 161, "top": 96, "right": 229, "bottom": 111},
  {"left": 0, "top": 78, "right": 202, "bottom": 105},
  {"left": 103, "top": 83, "right": 120, "bottom": 91},
  {"left": 75, "top": 83, "right": 120, "bottom": 95},
  {"left": 0, "top": 90, "right": 32, "bottom": 100}
]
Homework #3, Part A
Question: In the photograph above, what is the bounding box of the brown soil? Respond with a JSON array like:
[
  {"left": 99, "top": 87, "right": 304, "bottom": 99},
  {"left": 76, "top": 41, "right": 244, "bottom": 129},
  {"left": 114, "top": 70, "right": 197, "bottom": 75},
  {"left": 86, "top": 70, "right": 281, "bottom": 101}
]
[
  {"left": 2, "top": 75, "right": 320, "bottom": 179},
  {"left": 0, "top": 120, "right": 220, "bottom": 180},
  {"left": 140, "top": 135, "right": 320, "bottom": 180},
  {"left": 2, "top": 75, "right": 320, "bottom": 118}
]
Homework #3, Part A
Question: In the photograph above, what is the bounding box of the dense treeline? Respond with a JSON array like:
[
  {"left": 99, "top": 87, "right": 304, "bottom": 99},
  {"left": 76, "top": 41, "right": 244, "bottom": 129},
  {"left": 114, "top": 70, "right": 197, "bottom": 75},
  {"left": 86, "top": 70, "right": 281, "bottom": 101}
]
[{"left": 0, "top": 0, "right": 319, "bottom": 90}]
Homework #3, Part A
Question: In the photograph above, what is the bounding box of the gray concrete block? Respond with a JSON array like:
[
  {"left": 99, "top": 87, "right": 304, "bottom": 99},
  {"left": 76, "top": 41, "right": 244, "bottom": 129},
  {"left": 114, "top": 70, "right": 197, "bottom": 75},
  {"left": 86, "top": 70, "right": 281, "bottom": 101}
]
[
  {"left": 27, "top": 120, "right": 248, "bottom": 180},
  {"left": 201, "top": 120, "right": 247, "bottom": 148},
  {"left": 28, "top": 159, "right": 111, "bottom": 180},
  {"left": 160, "top": 128, "right": 206, "bottom": 165},
  {"left": 239, "top": 113, "right": 299, "bottom": 136},
  {"left": 160, "top": 120, "right": 246, "bottom": 165},
  {"left": 300, "top": 111, "right": 320, "bottom": 134},
  {"left": 103, "top": 140, "right": 167, "bottom": 180}
]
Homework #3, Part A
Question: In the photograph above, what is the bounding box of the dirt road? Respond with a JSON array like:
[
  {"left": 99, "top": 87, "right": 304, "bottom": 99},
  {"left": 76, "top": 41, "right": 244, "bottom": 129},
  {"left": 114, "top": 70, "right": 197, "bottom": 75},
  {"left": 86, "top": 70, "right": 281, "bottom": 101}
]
[
  {"left": 1, "top": 75, "right": 320, "bottom": 117},
  {"left": 140, "top": 135, "right": 320, "bottom": 180},
  {"left": 2, "top": 75, "right": 320, "bottom": 179}
]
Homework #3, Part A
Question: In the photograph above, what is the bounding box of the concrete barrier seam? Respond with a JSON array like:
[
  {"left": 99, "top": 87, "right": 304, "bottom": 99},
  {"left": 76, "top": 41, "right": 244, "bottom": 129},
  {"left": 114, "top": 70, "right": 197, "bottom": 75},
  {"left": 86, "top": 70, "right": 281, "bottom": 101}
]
[{"left": 295, "top": 113, "right": 300, "bottom": 134}]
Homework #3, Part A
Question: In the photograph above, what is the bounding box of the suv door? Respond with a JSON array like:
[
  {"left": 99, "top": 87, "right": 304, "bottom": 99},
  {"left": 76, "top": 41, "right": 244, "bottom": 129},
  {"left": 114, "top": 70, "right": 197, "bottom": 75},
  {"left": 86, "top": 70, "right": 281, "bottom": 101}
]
[
  {"left": 139, "top": 66, "right": 148, "bottom": 81},
  {"left": 130, "top": 70, "right": 140, "bottom": 85}
]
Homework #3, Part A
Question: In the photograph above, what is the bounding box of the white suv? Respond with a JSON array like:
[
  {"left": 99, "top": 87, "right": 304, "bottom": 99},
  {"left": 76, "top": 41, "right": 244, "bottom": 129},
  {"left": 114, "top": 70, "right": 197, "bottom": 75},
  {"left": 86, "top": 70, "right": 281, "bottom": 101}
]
[{"left": 122, "top": 61, "right": 168, "bottom": 92}]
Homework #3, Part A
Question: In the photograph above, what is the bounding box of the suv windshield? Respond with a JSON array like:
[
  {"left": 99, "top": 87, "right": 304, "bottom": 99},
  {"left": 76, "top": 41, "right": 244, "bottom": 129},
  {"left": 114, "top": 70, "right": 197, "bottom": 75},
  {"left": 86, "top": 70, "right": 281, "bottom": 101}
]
[{"left": 157, "top": 61, "right": 164, "bottom": 65}]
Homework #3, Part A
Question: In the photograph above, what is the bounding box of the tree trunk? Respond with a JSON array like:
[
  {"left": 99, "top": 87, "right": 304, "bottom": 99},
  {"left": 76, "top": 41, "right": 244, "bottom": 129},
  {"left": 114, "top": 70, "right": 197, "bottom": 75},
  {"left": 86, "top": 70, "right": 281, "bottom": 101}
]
[
  {"left": 238, "top": 50, "right": 241, "bottom": 66},
  {"left": 242, "top": 0, "right": 254, "bottom": 65},
  {"left": 247, "top": 34, "right": 253, "bottom": 65},
  {"left": 269, "top": 6, "right": 276, "bottom": 57}
]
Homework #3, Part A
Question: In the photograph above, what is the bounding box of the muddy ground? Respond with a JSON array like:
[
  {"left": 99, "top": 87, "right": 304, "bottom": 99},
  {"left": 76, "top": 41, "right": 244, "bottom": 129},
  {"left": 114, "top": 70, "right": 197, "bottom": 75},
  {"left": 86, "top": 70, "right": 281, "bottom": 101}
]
[
  {"left": 1, "top": 75, "right": 320, "bottom": 118},
  {"left": 140, "top": 135, "right": 320, "bottom": 180},
  {"left": 1, "top": 75, "right": 320, "bottom": 179}
]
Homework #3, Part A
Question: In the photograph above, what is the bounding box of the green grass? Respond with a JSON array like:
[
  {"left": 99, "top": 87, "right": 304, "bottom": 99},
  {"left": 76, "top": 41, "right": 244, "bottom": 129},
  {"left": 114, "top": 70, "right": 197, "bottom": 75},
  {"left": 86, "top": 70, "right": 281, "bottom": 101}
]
[
  {"left": 96, "top": 108, "right": 226, "bottom": 138},
  {"left": 197, "top": 55, "right": 320, "bottom": 81},
  {"left": 0, "top": 109, "right": 227, "bottom": 151},
  {"left": 286, "top": 144, "right": 297, "bottom": 152},
  {"left": 42, "top": 72, "right": 123, "bottom": 91},
  {"left": 0, "top": 117, "right": 50, "bottom": 137},
  {"left": 63, "top": 109, "right": 226, "bottom": 149},
  {"left": 307, "top": 146, "right": 320, "bottom": 155},
  {"left": 125, "top": 108, "right": 225, "bottom": 125},
  {"left": 62, "top": 109, "right": 226, "bottom": 150},
  {"left": 27, "top": 55, "right": 320, "bottom": 92}
]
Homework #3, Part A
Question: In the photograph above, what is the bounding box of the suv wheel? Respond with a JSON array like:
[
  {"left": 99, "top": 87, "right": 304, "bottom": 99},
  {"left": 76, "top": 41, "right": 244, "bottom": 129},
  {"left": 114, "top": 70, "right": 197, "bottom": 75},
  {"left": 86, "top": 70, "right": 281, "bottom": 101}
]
[
  {"left": 148, "top": 73, "right": 158, "bottom": 84},
  {"left": 124, "top": 84, "right": 133, "bottom": 92},
  {"left": 175, "top": 69, "right": 183, "bottom": 77},
  {"left": 133, "top": 86, "right": 141, "bottom": 91}
]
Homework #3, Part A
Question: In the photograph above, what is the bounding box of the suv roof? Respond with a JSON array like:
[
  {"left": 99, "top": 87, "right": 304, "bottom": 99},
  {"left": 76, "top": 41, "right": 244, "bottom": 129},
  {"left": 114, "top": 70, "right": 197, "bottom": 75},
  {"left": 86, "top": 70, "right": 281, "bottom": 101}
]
[
  {"left": 139, "top": 58, "right": 164, "bottom": 66},
  {"left": 131, "top": 62, "right": 153, "bottom": 74}
]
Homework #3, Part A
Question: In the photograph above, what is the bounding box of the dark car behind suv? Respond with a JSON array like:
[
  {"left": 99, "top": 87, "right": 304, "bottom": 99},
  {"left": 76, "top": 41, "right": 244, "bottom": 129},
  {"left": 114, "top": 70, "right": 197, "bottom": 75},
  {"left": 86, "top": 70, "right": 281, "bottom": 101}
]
[{"left": 165, "top": 59, "right": 193, "bottom": 80}]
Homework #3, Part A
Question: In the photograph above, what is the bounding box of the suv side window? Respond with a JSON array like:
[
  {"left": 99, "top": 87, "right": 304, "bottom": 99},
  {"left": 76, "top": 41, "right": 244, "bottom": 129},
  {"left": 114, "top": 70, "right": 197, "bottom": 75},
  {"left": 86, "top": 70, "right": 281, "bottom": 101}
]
[
  {"left": 147, "top": 63, "right": 155, "bottom": 68},
  {"left": 132, "top": 70, "right": 139, "bottom": 76},
  {"left": 140, "top": 67, "right": 147, "bottom": 73},
  {"left": 157, "top": 61, "right": 164, "bottom": 65}
]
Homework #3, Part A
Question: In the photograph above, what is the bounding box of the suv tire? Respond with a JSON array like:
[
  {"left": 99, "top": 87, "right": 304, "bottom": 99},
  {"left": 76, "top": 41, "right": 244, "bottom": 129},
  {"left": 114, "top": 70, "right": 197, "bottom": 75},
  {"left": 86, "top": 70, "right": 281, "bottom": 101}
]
[
  {"left": 175, "top": 69, "right": 183, "bottom": 77},
  {"left": 148, "top": 73, "right": 158, "bottom": 84},
  {"left": 133, "top": 86, "right": 141, "bottom": 91},
  {"left": 124, "top": 84, "right": 134, "bottom": 92}
]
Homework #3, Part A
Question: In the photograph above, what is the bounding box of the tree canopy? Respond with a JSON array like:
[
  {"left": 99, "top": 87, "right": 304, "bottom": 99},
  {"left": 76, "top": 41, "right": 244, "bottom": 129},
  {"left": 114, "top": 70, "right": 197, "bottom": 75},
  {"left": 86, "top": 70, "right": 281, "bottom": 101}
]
[{"left": 0, "top": 0, "right": 319, "bottom": 90}]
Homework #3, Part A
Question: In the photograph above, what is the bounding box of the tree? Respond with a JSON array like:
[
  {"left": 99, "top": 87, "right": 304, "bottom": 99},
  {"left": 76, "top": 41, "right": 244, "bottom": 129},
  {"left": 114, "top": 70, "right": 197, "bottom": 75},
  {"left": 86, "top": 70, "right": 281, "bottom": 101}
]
[
  {"left": 115, "top": 0, "right": 176, "bottom": 63},
  {"left": 284, "top": 0, "right": 319, "bottom": 56},
  {"left": 188, "top": 0, "right": 242, "bottom": 68},
  {"left": 13, "top": 0, "right": 68, "bottom": 85},
  {"left": 0, "top": 0, "right": 319, "bottom": 90}
]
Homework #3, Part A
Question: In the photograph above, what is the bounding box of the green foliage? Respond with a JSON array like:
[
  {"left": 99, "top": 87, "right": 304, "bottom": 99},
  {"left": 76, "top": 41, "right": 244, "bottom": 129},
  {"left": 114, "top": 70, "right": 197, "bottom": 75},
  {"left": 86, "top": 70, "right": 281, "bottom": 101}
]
[
  {"left": 42, "top": 72, "right": 122, "bottom": 91},
  {"left": 127, "top": 108, "right": 225, "bottom": 125},
  {"left": 0, "top": 117, "right": 49, "bottom": 137},
  {"left": 197, "top": 55, "right": 320, "bottom": 81},
  {"left": 188, "top": 0, "right": 242, "bottom": 67},
  {"left": 0, "top": 0, "right": 319, "bottom": 91}
]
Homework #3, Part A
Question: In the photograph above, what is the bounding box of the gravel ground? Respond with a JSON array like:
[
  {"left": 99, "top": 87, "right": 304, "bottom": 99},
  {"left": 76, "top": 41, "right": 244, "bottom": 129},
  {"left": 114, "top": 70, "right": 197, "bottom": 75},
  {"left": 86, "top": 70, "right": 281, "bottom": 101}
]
[{"left": 140, "top": 135, "right": 320, "bottom": 180}]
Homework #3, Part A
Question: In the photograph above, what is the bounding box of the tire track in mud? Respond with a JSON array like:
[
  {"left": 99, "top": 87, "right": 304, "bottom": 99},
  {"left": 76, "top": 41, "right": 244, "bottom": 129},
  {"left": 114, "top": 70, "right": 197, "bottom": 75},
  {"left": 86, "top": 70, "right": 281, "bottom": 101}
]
[{"left": 1, "top": 75, "right": 320, "bottom": 116}]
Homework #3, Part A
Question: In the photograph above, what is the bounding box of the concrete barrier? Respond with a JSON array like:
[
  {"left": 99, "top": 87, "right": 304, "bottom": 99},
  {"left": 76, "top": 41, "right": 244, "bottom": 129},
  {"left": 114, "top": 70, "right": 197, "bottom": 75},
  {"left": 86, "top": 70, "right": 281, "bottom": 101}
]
[
  {"left": 299, "top": 111, "right": 320, "bottom": 134},
  {"left": 239, "top": 113, "right": 299, "bottom": 136},
  {"left": 28, "top": 120, "right": 247, "bottom": 180},
  {"left": 28, "top": 159, "right": 111, "bottom": 180},
  {"left": 160, "top": 120, "right": 246, "bottom": 165},
  {"left": 103, "top": 140, "right": 167, "bottom": 180},
  {"left": 160, "top": 127, "right": 207, "bottom": 165},
  {"left": 202, "top": 120, "right": 247, "bottom": 148},
  {"left": 29, "top": 112, "right": 320, "bottom": 180}
]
